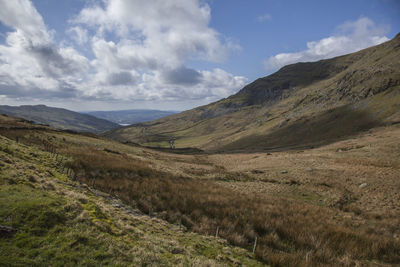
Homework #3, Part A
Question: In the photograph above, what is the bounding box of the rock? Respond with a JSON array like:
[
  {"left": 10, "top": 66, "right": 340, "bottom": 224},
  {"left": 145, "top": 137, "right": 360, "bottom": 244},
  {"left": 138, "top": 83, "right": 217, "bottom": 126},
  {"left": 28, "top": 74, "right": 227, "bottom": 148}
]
[
  {"left": 281, "top": 170, "right": 288, "bottom": 174},
  {"left": 306, "top": 168, "right": 313, "bottom": 172},
  {"left": 359, "top": 183, "right": 367, "bottom": 188}
]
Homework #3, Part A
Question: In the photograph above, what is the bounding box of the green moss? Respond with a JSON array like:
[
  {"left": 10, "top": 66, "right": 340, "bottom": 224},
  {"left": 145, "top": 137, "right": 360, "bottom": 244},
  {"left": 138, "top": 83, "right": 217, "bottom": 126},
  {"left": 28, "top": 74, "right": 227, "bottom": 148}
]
[{"left": 81, "top": 202, "right": 109, "bottom": 223}]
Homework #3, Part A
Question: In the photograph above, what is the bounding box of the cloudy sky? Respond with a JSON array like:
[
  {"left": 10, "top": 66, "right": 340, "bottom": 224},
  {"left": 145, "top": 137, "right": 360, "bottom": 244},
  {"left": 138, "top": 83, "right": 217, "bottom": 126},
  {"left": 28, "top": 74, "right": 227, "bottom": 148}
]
[{"left": 0, "top": 0, "right": 399, "bottom": 111}]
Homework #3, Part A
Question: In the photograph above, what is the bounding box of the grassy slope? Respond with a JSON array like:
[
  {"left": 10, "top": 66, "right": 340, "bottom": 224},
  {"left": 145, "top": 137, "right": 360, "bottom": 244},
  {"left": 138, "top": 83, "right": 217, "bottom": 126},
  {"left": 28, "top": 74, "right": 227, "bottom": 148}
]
[
  {"left": 0, "top": 116, "right": 263, "bottom": 266},
  {"left": 105, "top": 34, "right": 400, "bottom": 151},
  {"left": 1, "top": 115, "right": 399, "bottom": 266},
  {"left": 0, "top": 105, "right": 120, "bottom": 133}
]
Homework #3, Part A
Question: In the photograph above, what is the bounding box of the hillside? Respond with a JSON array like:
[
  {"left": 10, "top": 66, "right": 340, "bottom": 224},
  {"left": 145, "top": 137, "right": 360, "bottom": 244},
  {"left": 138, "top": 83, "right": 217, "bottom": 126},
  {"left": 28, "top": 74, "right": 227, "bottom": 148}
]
[
  {"left": 85, "top": 109, "right": 177, "bottom": 125},
  {"left": 0, "top": 105, "right": 119, "bottom": 133},
  {"left": 0, "top": 114, "right": 262, "bottom": 266},
  {"left": 1, "top": 114, "right": 399, "bottom": 266},
  {"left": 105, "top": 33, "right": 400, "bottom": 151}
]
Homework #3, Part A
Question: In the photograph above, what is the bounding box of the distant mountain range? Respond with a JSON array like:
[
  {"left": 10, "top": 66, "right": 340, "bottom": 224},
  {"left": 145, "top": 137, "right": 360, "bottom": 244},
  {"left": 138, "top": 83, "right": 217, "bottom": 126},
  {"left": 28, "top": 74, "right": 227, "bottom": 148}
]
[
  {"left": 0, "top": 105, "right": 119, "bottom": 133},
  {"left": 85, "top": 109, "right": 177, "bottom": 125},
  {"left": 105, "top": 33, "right": 400, "bottom": 151}
]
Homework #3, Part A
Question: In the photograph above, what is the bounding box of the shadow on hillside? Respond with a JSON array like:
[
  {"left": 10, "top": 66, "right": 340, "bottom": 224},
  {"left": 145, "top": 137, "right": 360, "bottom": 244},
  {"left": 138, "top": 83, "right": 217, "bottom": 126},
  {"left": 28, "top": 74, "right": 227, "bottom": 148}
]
[{"left": 219, "top": 104, "right": 381, "bottom": 153}]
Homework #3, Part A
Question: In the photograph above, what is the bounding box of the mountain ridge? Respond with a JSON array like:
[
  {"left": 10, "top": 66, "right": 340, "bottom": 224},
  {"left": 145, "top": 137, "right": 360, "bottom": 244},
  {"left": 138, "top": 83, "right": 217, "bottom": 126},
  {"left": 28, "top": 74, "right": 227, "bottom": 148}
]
[
  {"left": 0, "top": 105, "right": 120, "bottom": 133},
  {"left": 105, "top": 34, "right": 400, "bottom": 151},
  {"left": 85, "top": 109, "right": 178, "bottom": 125}
]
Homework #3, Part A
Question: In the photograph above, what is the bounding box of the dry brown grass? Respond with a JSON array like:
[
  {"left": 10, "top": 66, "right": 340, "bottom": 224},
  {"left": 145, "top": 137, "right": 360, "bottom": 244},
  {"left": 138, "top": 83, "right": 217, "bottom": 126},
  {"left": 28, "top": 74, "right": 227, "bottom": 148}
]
[{"left": 63, "top": 142, "right": 400, "bottom": 266}]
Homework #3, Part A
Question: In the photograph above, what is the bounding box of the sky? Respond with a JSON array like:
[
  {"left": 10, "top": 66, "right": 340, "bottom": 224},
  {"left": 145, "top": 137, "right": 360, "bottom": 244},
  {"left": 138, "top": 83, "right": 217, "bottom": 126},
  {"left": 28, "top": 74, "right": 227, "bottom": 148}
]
[{"left": 0, "top": 0, "right": 399, "bottom": 111}]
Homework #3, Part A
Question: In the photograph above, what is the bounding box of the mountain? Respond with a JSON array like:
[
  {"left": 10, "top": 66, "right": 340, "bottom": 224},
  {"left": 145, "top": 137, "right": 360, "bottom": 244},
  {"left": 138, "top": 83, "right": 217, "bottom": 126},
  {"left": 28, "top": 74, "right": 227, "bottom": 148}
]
[
  {"left": 105, "top": 33, "right": 400, "bottom": 151},
  {"left": 85, "top": 109, "right": 177, "bottom": 125},
  {"left": 0, "top": 105, "right": 119, "bottom": 133}
]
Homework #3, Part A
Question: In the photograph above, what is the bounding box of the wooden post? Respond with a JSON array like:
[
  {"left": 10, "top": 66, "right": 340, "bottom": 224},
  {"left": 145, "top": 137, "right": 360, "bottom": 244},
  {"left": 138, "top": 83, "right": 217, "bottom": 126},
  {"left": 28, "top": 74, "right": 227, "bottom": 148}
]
[
  {"left": 215, "top": 226, "right": 219, "bottom": 238},
  {"left": 253, "top": 236, "right": 257, "bottom": 253}
]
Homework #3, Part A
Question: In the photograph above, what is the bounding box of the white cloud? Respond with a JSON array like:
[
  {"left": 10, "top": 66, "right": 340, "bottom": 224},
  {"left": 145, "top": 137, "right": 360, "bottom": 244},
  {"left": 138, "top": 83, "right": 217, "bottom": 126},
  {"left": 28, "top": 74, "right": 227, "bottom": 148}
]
[
  {"left": 73, "top": 0, "right": 234, "bottom": 67},
  {"left": 257, "top": 13, "right": 272, "bottom": 22},
  {"left": 264, "top": 17, "right": 389, "bottom": 71},
  {"left": 67, "top": 26, "right": 88, "bottom": 45},
  {"left": 0, "top": 0, "right": 89, "bottom": 98},
  {"left": 70, "top": 0, "right": 245, "bottom": 101},
  {"left": 81, "top": 67, "right": 247, "bottom": 103},
  {"left": 0, "top": 0, "right": 246, "bottom": 107},
  {"left": 0, "top": 0, "right": 50, "bottom": 45}
]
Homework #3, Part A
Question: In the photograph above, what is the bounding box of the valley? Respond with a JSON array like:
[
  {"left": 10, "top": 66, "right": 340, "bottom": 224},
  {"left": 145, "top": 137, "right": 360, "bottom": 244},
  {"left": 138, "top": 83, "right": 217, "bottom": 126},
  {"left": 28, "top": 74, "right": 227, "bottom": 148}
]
[
  {"left": 1, "top": 114, "right": 399, "bottom": 266},
  {"left": 1, "top": 1, "right": 399, "bottom": 266},
  {"left": 85, "top": 109, "right": 178, "bottom": 125}
]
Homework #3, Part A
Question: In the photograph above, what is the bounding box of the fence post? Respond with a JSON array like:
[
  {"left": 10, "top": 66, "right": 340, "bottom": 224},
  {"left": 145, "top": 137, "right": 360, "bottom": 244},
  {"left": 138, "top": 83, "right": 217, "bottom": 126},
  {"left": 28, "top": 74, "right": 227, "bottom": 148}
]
[
  {"left": 253, "top": 236, "right": 257, "bottom": 253},
  {"left": 215, "top": 226, "right": 219, "bottom": 238}
]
